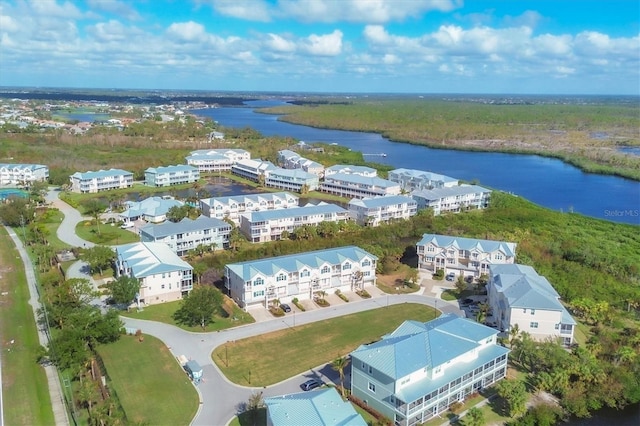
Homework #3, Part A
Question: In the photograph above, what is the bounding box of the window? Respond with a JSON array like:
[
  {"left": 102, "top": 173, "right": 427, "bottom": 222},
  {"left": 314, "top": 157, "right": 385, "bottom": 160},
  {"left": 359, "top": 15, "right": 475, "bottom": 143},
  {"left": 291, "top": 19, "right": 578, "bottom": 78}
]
[
  {"left": 368, "top": 382, "right": 376, "bottom": 393},
  {"left": 368, "top": 365, "right": 373, "bottom": 374},
  {"left": 321, "top": 266, "right": 330, "bottom": 274},
  {"left": 427, "top": 246, "right": 435, "bottom": 252},
  {"left": 362, "top": 259, "right": 371, "bottom": 267},
  {"left": 161, "top": 284, "right": 165, "bottom": 289},
  {"left": 301, "top": 269, "right": 310, "bottom": 278},
  {"left": 254, "top": 277, "right": 264, "bottom": 286},
  {"left": 495, "top": 254, "right": 503, "bottom": 260},
  {"left": 531, "top": 309, "right": 535, "bottom": 315},
  {"left": 343, "top": 262, "right": 351, "bottom": 270},
  {"left": 162, "top": 273, "right": 166, "bottom": 279},
  {"left": 530, "top": 322, "right": 539, "bottom": 328},
  {"left": 253, "top": 290, "right": 264, "bottom": 297},
  {"left": 276, "top": 274, "right": 287, "bottom": 282},
  {"left": 555, "top": 323, "right": 560, "bottom": 330}
]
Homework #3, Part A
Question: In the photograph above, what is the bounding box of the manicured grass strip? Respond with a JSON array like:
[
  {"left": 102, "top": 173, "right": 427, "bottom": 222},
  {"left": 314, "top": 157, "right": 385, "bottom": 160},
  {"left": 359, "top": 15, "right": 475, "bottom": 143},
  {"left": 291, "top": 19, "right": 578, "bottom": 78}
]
[
  {"left": 213, "top": 303, "right": 436, "bottom": 387},
  {"left": 97, "top": 334, "right": 199, "bottom": 426},
  {"left": 0, "top": 228, "right": 55, "bottom": 425},
  {"left": 75, "top": 220, "right": 139, "bottom": 245},
  {"left": 122, "top": 299, "right": 255, "bottom": 332}
]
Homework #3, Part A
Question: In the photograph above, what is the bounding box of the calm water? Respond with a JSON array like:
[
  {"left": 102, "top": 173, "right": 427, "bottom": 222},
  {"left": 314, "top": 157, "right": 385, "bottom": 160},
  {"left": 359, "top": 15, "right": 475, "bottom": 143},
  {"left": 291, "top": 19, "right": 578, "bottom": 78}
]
[
  {"left": 567, "top": 403, "right": 640, "bottom": 425},
  {"left": 193, "top": 100, "right": 640, "bottom": 225}
]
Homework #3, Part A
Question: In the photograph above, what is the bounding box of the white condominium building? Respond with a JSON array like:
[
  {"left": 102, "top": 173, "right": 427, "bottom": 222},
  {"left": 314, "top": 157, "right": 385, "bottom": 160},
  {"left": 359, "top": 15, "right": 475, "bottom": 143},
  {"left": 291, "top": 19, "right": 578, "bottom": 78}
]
[
  {"left": 239, "top": 202, "right": 349, "bottom": 242},
  {"left": 114, "top": 242, "right": 193, "bottom": 306},
  {"left": 0, "top": 163, "right": 49, "bottom": 185},
  {"left": 185, "top": 149, "right": 250, "bottom": 172},
  {"left": 411, "top": 185, "right": 491, "bottom": 215},
  {"left": 144, "top": 164, "right": 200, "bottom": 187},
  {"left": 416, "top": 234, "right": 516, "bottom": 278},
  {"left": 139, "top": 215, "right": 232, "bottom": 256},
  {"left": 321, "top": 173, "right": 401, "bottom": 199},
  {"left": 388, "top": 168, "right": 458, "bottom": 191},
  {"left": 199, "top": 192, "right": 299, "bottom": 224},
  {"left": 225, "top": 245, "right": 378, "bottom": 308},
  {"left": 69, "top": 168, "right": 134, "bottom": 193},
  {"left": 348, "top": 195, "right": 417, "bottom": 226}
]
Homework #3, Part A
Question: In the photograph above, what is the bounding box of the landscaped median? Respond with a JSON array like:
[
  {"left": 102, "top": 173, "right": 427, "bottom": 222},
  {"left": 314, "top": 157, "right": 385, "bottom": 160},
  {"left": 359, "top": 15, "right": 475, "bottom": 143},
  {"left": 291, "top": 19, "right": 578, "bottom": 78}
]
[{"left": 212, "top": 303, "right": 437, "bottom": 387}]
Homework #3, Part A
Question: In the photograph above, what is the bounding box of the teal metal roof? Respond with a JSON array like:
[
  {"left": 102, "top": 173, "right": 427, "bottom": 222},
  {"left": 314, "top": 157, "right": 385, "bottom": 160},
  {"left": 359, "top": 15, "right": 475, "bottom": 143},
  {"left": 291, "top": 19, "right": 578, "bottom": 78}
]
[
  {"left": 325, "top": 173, "right": 399, "bottom": 189},
  {"left": 326, "top": 164, "right": 376, "bottom": 175},
  {"left": 145, "top": 164, "right": 198, "bottom": 174},
  {"left": 200, "top": 191, "right": 298, "bottom": 207},
  {"left": 351, "top": 314, "right": 501, "bottom": 380},
  {"left": 243, "top": 203, "right": 347, "bottom": 222},
  {"left": 417, "top": 234, "right": 516, "bottom": 257},
  {"left": 70, "top": 168, "right": 132, "bottom": 179},
  {"left": 115, "top": 242, "right": 192, "bottom": 278},
  {"left": 139, "top": 215, "right": 230, "bottom": 239},
  {"left": 226, "top": 246, "right": 377, "bottom": 281},
  {"left": 490, "top": 264, "right": 575, "bottom": 321},
  {"left": 121, "top": 197, "right": 183, "bottom": 218},
  {"left": 349, "top": 195, "right": 416, "bottom": 209},
  {"left": 411, "top": 184, "right": 491, "bottom": 200},
  {"left": 265, "top": 387, "right": 366, "bottom": 426},
  {"left": 389, "top": 168, "right": 458, "bottom": 185}
]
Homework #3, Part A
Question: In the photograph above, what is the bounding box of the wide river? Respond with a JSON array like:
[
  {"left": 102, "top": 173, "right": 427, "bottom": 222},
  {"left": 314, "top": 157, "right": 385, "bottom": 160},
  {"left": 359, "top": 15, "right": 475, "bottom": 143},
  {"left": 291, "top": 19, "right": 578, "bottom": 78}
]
[{"left": 193, "top": 100, "right": 639, "bottom": 225}]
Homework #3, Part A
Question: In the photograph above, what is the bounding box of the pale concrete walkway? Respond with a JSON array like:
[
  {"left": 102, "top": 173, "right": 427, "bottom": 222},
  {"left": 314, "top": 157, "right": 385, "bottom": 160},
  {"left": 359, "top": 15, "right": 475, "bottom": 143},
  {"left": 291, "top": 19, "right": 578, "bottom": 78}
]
[
  {"left": 4, "top": 226, "right": 69, "bottom": 426},
  {"left": 46, "top": 189, "right": 95, "bottom": 248}
]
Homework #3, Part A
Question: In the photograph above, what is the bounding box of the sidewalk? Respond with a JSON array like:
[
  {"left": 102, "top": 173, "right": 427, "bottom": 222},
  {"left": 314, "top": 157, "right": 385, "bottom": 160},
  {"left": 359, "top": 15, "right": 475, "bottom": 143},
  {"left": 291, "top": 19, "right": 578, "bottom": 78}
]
[{"left": 4, "top": 226, "right": 70, "bottom": 426}]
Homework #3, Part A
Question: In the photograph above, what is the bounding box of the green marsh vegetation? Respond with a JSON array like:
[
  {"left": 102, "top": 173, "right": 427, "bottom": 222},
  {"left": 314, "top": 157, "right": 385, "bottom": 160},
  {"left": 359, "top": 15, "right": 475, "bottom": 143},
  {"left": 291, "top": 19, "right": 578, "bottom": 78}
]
[{"left": 262, "top": 98, "right": 640, "bottom": 180}]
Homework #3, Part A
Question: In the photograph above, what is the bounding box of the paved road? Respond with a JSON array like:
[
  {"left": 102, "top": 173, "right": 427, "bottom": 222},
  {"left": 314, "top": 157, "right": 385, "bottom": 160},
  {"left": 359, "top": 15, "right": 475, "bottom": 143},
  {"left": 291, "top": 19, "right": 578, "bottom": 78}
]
[
  {"left": 122, "top": 294, "right": 463, "bottom": 425},
  {"left": 3, "top": 226, "right": 69, "bottom": 425},
  {"left": 44, "top": 188, "right": 465, "bottom": 425},
  {"left": 46, "top": 189, "right": 95, "bottom": 248}
]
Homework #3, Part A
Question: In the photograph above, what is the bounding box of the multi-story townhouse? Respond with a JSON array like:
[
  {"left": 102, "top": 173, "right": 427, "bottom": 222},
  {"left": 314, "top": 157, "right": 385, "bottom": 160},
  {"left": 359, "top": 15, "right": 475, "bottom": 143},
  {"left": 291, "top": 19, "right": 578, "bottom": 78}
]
[
  {"left": 231, "top": 158, "right": 278, "bottom": 182},
  {"left": 320, "top": 173, "right": 401, "bottom": 199},
  {"left": 348, "top": 195, "right": 418, "bottom": 226},
  {"left": 411, "top": 185, "right": 492, "bottom": 215},
  {"left": 225, "top": 246, "right": 378, "bottom": 308},
  {"left": 239, "top": 202, "right": 349, "bottom": 242},
  {"left": 488, "top": 264, "right": 576, "bottom": 345},
  {"left": 199, "top": 192, "right": 299, "bottom": 224},
  {"left": 144, "top": 164, "right": 200, "bottom": 187},
  {"left": 416, "top": 234, "right": 516, "bottom": 278},
  {"left": 185, "top": 149, "right": 250, "bottom": 172},
  {"left": 0, "top": 163, "right": 49, "bottom": 185},
  {"left": 114, "top": 242, "right": 193, "bottom": 306},
  {"left": 139, "top": 215, "right": 231, "bottom": 256},
  {"left": 265, "top": 387, "right": 366, "bottom": 426},
  {"left": 265, "top": 168, "right": 320, "bottom": 192},
  {"left": 350, "top": 314, "right": 509, "bottom": 426},
  {"left": 69, "top": 168, "right": 134, "bottom": 193},
  {"left": 120, "top": 196, "right": 184, "bottom": 223},
  {"left": 324, "top": 164, "right": 377, "bottom": 178},
  {"left": 277, "top": 149, "right": 325, "bottom": 176},
  {"left": 388, "top": 168, "right": 459, "bottom": 191}
]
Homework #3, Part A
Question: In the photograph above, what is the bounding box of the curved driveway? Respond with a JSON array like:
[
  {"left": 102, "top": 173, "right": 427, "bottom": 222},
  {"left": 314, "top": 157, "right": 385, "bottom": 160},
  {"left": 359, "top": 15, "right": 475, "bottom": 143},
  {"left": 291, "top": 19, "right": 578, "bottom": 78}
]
[
  {"left": 123, "top": 295, "right": 463, "bottom": 425},
  {"left": 46, "top": 189, "right": 95, "bottom": 248},
  {"left": 47, "top": 188, "right": 464, "bottom": 425}
]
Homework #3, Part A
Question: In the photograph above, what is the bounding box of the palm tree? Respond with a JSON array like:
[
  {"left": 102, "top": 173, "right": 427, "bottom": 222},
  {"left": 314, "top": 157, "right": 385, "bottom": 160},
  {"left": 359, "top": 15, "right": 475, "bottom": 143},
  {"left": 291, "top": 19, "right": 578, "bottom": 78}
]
[
  {"left": 509, "top": 323, "right": 521, "bottom": 348},
  {"left": 331, "top": 356, "right": 349, "bottom": 398}
]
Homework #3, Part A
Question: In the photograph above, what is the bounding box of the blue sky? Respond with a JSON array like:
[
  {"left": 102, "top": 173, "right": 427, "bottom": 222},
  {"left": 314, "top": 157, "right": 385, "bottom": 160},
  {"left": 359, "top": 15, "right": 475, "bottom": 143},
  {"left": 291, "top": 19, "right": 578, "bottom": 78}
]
[{"left": 0, "top": 0, "right": 638, "bottom": 94}]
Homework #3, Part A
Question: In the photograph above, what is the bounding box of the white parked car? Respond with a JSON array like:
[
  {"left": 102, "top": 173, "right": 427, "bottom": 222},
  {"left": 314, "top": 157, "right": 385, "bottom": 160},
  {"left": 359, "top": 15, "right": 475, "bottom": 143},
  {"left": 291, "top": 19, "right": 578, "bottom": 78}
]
[{"left": 120, "top": 222, "right": 135, "bottom": 229}]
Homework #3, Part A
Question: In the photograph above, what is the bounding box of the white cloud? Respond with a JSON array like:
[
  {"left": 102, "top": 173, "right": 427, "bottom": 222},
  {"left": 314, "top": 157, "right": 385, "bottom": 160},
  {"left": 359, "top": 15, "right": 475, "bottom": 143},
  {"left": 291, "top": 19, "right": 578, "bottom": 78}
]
[
  {"left": 166, "top": 21, "right": 208, "bottom": 43},
  {"left": 302, "top": 30, "right": 343, "bottom": 56},
  {"left": 265, "top": 33, "right": 297, "bottom": 53},
  {"left": 503, "top": 10, "right": 543, "bottom": 29},
  {"left": 208, "top": 0, "right": 271, "bottom": 22},
  {"left": 278, "top": 0, "right": 461, "bottom": 23},
  {"left": 86, "top": 0, "right": 141, "bottom": 20}
]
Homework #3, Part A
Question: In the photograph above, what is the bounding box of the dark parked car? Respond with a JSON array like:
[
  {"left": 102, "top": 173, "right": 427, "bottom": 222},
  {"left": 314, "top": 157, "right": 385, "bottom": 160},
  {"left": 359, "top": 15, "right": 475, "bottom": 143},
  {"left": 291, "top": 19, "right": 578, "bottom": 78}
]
[
  {"left": 280, "top": 303, "right": 291, "bottom": 313},
  {"left": 465, "top": 276, "right": 474, "bottom": 283},
  {"left": 462, "top": 298, "right": 475, "bottom": 305},
  {"left": 445, "top": 273, "right": 456, "bottom": 281},
  {"left": 301, "top": 378, "right": 323, "bottom": 391}
]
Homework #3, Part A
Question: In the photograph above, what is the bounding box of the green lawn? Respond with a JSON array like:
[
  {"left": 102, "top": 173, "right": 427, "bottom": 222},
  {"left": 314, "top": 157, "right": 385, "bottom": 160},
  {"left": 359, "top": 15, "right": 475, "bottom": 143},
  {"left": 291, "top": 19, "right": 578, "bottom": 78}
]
[
  {"left": 121, "top": 298, "right": 255, "bottom": 332},
  {"left": 40, "top": 209, "right": 72, "bottom": 251},
  {"left": 75, "top": 220, "right": 139, "bottom": 245},
  {"left": 0, "top": 228, "right": 55, "bottom": 425},
  {"left": 97, "top": 334, "right": 199, "bottom": 426},
  {"left": 212, "top": 303, "right": 437, "bottom": 386},
  {"left": 441, "top": 289, "right": 473, "bottom": 301}
]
